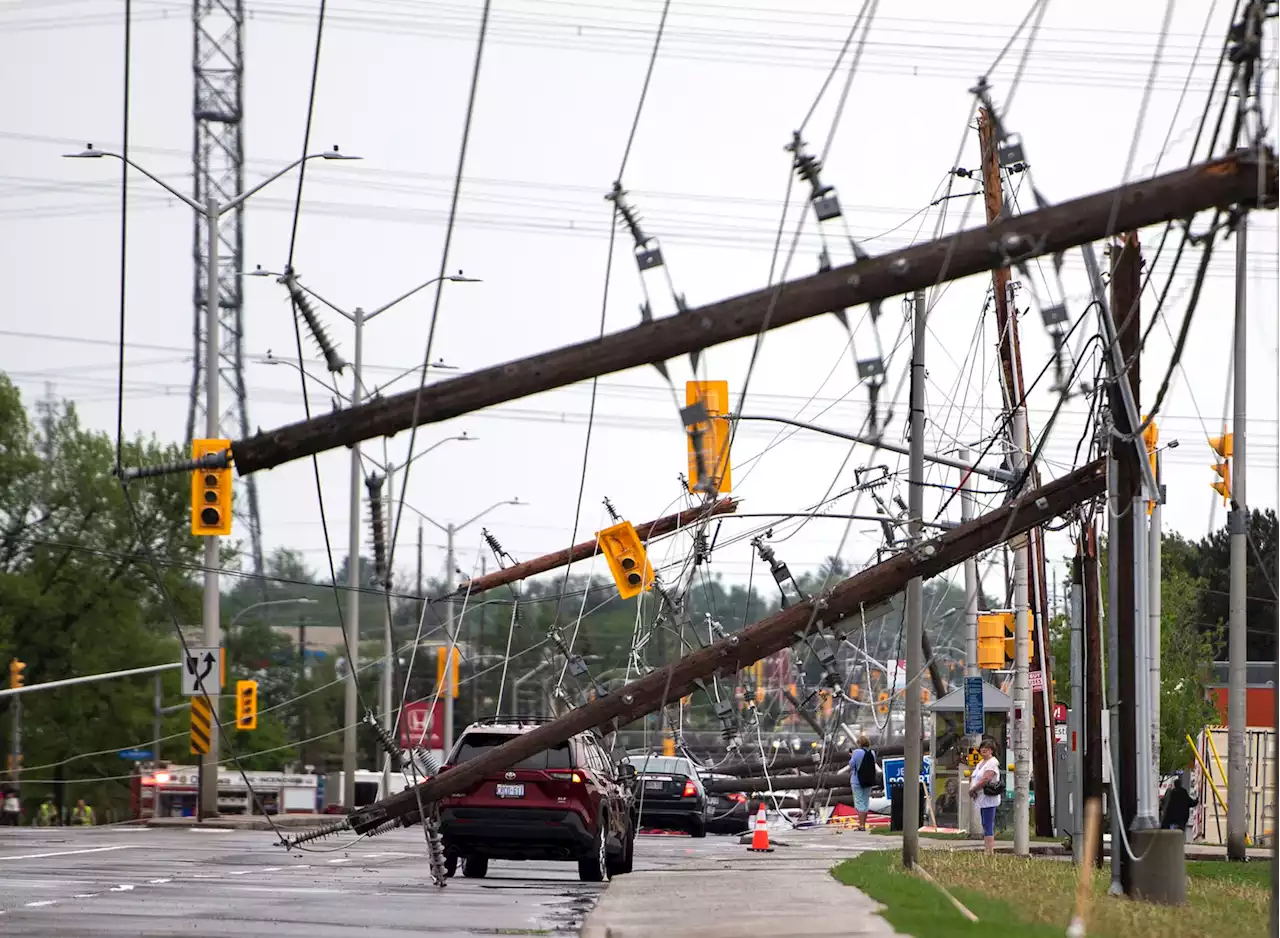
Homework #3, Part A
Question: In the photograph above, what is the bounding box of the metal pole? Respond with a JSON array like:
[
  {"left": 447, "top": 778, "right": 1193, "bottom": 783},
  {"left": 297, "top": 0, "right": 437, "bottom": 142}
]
[
  {"left": 1069, "top": 557, "right": 1085, "bottom": 863},
  {"left": 417, "top": 521, "right": 424, "bottom": 619},
  {"left": 476, "top": 554, "right": 486, "bottom": 722},
  {"left": 961, "top": 448, "right": 980, "bottom": 838},
  {"left": 902, "top": 289, "right": 925, "bottom": 868},
  {"left": 1133, "top": 484, "right": 1154, "bottom": 828},
  {"left": 1107, "top": 447, "right": 1123, "bottom": 893},
  {"left": 154, "top": 673, "right": 162, "bottom": 765},
  {"left": 1148, "top": 453, "right": 1163, "bottom": 793},
  {"left": 444, "top": 523, "right": 457, "bottom": 755},
  {"left": 1227, "top": 211, "right": 1248, "bottom": 860},
  {"left": 342, "top": 306, "right": 364, "bottom": 810},
  {"left": 9, "top": 696, "right": 20, "bottom": 793},
  {"left": 199, "top": 197, "right": 221, "bottom": 821},
  {"left": 382, "top": 461, "right": 395, "bottom": 797},
  {"left": 1012, "top": 405, "right": 1031, "bottom": 858}
]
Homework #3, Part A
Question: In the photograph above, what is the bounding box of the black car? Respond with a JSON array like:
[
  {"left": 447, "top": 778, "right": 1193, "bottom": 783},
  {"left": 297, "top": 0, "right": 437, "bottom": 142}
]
[
  {"left": 438, "top": 720, "right": 636, "bottom": 882},
  {"left": 699, "top": 772, "right": 751, "bottom": 834},
  {"left": 623, "top": 755, "right": 707, "bottom": 837}
]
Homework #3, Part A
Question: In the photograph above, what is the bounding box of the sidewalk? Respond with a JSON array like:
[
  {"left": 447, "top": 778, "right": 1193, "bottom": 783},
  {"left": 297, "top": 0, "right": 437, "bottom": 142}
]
[{"left": 581, "top": 830, "right": 900, "bottom": 938}]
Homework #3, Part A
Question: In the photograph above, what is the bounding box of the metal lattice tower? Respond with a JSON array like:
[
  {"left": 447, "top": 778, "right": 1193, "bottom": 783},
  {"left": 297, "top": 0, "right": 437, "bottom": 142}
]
[{"left": 188, "top": 0, "right": 265, "bottom": 586}]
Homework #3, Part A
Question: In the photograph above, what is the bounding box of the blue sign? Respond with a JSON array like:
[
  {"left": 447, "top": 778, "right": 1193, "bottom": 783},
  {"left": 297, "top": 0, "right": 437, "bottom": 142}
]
[
  {"left": 964, "top": 677, "right": 985, "bottom": 735},
  {"left": 881, "top": 755, "right": 932, "bottom": 794},
  {"left": 118, "top": 749, "right": 153, "bottom": 761}
]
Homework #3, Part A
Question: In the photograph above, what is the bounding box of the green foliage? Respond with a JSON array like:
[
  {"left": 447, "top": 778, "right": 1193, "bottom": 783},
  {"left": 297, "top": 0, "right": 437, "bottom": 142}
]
[{"left": 0, "top": 374, "right": 202, "bottom": 818}]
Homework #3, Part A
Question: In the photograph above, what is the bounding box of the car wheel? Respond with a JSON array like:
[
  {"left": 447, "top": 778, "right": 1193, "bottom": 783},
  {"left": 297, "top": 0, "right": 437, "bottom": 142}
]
[
  {"left": 608, "top": 819, "right": 635, "bottom": 876},
  {"left": 578, "top": 816, "right": 610, "bottom": 883},
  {"left": 444, "top": 852, "right": 458, "bottom": 878},
  {"left": 690, "top": 817, "right": 707, "bottom": 838},
  {"left": 462, "top": 856, "right": 488, "bottom": 879}
]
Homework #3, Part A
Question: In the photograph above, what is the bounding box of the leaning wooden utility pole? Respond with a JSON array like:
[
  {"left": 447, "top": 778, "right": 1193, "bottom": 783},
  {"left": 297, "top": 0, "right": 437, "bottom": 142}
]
[
  {"left": 454, "top": 498, "right": 738, "bottom": 597},
  {"left": 334, "top": 459, "right": 1108, "bottom": 838},
  {"left": 978, "top": 107, "right": 1038, "bottom": 855},
  {"left": 229, "top": 151, "right": 1276, "bottom": 477},
  {"left": 1109, "top": 231, "right": 1144, "bottom": 895}
]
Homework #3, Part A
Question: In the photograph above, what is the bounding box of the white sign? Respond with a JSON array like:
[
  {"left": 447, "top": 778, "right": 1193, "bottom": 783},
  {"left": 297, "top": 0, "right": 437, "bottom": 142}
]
[
  {"left": 180, "top": 647, "right": 222, "bottom": 697},
  {"left": 1054, "top": 723, "right": 1067, "bottom": 745},
  {"left": 1029, "top": 669, "right": 1044, "bottom": 693}
]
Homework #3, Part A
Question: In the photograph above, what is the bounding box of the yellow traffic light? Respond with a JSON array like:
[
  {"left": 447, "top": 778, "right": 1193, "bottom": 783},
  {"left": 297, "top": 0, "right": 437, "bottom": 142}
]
[
  {"left": 977, "top": 612, "right": 1009, "bottom": 669},
  {"left": 662, "top": 734, "right": 676, "bottom": 757},
  {"left": 190, "top": 438, "right": 233, "bottom": 536},
  {"left": 8, "top": 658, "right": 25, "bottom": 689},
  {"left": 1210, "top": 433, "right": 1233, "bottom": 506},
  {"left": 235, "top": 679, "right": 258, "bottom": 730},
  {"left": 596, "top": 520, "right": 654, "bottom": 600},
  {"left": 685, "top": 381, "right": 733, "bottom": 495},
  {"left": 436, "top": 646, "right": 460, "bottom": 699},
  {"left": 877, "top": 691, "right": 889, "bottom": 715}
]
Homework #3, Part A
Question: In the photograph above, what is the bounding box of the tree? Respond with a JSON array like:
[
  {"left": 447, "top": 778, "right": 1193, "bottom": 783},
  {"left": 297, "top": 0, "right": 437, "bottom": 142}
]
[{"left": 0, "top": 375, "right": 203, "bottom": 818}]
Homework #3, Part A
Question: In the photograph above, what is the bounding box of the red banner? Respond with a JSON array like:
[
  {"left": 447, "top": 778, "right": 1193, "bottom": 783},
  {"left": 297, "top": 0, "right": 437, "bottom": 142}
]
[
  {"left": 1052, "top": 702, "right": 1068, "bottom": 724},
  {"left": 398, "top": 701, "right": 445, "bottom": 750}
]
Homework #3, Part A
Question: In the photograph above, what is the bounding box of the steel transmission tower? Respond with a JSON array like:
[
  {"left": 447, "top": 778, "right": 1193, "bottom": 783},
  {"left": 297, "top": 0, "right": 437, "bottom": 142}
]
[{"left": 189, "top": 0, "right": 265, "bottom": 586}]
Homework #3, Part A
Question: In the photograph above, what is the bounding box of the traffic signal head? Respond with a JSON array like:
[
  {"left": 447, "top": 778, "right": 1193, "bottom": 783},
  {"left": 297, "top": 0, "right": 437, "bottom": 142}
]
[
  {"left": 1210, "top": 433, "right": 1234, "bottom": 459},
  {"left": 596, "top": 520, "right": 654, "bottom": 600},
  {"left": 1212, "top": 461, "right": 1231, "bottom": 506},
  {"left": 436, "top": 646, "right": 460, "bottom": 699},
  {"left": 8, "top": 658, "right": 25, "bottom": 689},
  {"left": 977, "top": 612, "right": 1010, "bottom": 670},
  {"left": 234, "top": 679, "right": 258, "bottom": 730},
  {"left": 684, "top": 381, "right": 733, "bottom": 495},
  {"left": 190, "top": 439, "right": 233, "bottom": 536}
]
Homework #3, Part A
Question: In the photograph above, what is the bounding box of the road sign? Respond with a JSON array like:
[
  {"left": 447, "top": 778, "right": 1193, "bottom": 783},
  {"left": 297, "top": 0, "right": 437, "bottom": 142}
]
[
  {"left": 181, "top": 647, "right": 222, "bottom": 697},
  {"left": 398, "top": 701, "right": 444, "bottom": 750},
  {"left": 1052, "top": 702, "right": 1068, "bottom": 723},
  {"left": 1029, "top": 669, "right": 1044, "bottom": 693},
  {"left": 964, "top": 677, "right": 985, "bottom": 735},
  {"left": 118, "top": 749, "right": 153, "bottom": 761},
  {"left": 189, "top": 696, "right": 213, "bottom": 755}
]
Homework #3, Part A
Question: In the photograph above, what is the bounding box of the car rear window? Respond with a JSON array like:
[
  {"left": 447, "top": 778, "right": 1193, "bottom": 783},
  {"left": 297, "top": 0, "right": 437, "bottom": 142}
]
[
  {"left": 454, "top": 733, "right": 574, "bottom": 770},
  {"left": 625, "top": 756, "right": 692, "bottom": 775}
]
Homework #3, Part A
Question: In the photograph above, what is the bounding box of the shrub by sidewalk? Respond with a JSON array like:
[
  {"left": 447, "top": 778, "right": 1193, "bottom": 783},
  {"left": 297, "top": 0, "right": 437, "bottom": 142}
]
[{"left": 833, "top": 851, "right": 1271, "bottom": 938}]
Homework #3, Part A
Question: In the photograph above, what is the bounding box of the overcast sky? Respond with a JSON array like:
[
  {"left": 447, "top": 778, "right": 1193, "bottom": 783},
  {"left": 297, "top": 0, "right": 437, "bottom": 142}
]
[{"left": 2, "top": 0, "right": 1277, "bottom": 607}]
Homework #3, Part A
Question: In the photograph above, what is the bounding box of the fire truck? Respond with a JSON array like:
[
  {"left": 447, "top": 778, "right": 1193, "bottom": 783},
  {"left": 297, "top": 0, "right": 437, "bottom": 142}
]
[{"left": 129, "top": 763, "right": 320, "bottom": 819}]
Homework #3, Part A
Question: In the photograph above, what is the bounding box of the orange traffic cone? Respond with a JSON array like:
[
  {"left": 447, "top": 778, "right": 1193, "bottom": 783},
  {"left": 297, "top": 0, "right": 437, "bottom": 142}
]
[{"left": 748, "top": 802, "right": 773, "bottom": 852}]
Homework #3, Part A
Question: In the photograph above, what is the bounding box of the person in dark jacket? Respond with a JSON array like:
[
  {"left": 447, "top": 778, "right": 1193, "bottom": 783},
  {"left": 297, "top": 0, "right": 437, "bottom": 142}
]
[{"left": 1160, "top": 772, "right": 1197, "bottom": 831}]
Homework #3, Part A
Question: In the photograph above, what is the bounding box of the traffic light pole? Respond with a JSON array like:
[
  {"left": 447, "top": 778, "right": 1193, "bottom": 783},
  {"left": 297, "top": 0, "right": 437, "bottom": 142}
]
[
  {"left": 199, "top": 196, "right": 221, "bottom": 822},
  {"left": 8, "top": 696, "right": 19, "bottom": 792},
  {"left": 444, "top": 522, "right": 456, "bottom": 755},
  {"left": 960, "top": 447, "right": 981, "bottom": 839},
  {"left": 1227, "top": 206, "right": 1249, "bottom": 861}
]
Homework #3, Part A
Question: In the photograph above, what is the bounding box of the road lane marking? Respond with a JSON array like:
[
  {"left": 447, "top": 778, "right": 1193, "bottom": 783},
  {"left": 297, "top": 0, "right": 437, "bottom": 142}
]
[
  {"left": 24, "top": 900, "right": 57, "bottom": 908},
  {"left": 327, "top": 857, "right": 351, "bottom": 864},
  {"left": 73, "top": 894, "right": 99, "bottom": 899},
  {"left": 148, "top": 878, "right": 172, "bottom": 884},
  {"left": 0, "top": 845, "right": 138, "bottom": 861},
  {"left": 109, "top": 884, "right": 135, "bottom": 892}
]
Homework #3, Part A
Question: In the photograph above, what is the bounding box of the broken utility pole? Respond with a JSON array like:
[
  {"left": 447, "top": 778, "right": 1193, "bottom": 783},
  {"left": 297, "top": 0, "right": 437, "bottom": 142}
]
[
  {"left": 328, "top": 458, "right": 1107, "bottom": 838},
  {"left": 231, "top": 151, "right": 1276, "bottom": 477},
  {"left": 454, "top": 498, "right": 738, "bottom": 597}
]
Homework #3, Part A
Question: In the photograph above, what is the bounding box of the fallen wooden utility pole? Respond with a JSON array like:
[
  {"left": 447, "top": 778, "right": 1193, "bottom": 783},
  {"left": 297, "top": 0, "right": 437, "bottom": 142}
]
[
  {"left": 704, "top": 772, "right": 851, "bottom": 794},
  {"left": 343, "top": 457, "right": 1106, "bottom": 836},
  {"left": 453, "top": 498, "right": 738, "bottom": 597},
  {"left": 232, "top": 150, "right": 1276, "bottom": 477}
]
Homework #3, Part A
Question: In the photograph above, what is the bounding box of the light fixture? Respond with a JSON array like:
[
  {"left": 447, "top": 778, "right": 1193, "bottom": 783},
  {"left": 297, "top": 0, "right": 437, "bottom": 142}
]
[
  {"left": 321, "top": 145, "right": 362, "bottom": 161},
  {"left": 62, "top": 144, "right": 106, "bottom": 159}
]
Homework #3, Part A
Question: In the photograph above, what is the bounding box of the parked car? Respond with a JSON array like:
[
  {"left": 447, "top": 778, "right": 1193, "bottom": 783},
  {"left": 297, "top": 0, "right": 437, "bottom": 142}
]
[
  {"left": 699, "top": 771, "right": 751, "bottom": 834},
  {"left": 622, "top": 754, "right": 707, "bottom": 837},
  {"left": 437, "top": 719, "right": 636, "bottom": 882}
]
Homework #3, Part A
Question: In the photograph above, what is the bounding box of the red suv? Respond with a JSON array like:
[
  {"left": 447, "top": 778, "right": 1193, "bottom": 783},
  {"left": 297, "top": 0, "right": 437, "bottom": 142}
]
[{"left": 438, "top": 720, "right": 637, "bottom": 882}]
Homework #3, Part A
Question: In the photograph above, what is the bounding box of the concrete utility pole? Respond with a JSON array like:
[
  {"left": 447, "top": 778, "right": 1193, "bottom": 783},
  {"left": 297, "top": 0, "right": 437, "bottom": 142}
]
[
  {"left": 1011, "top": 413, "right": 1032, "bottom": 858},
  {"left": 1148, "top": 451, "right": 1162, "bottom": 791},
  {"left": 341, "top": 305, "right": 365, "bottom": 812},
  {"left": 381, "top": 461, "right": 396, "bottom": 798},
  {"left": 1227, "top": 187, "right": 1250, "bottom": 861},
  {"left": 961, "top": 446, "right": 981, "bottom": 839},
  {"left": 903, "top": 289, "right": 926, "bottom": 869},
  {"left": 1083, "top": 522, "right": 1104, "bottom": 867}
]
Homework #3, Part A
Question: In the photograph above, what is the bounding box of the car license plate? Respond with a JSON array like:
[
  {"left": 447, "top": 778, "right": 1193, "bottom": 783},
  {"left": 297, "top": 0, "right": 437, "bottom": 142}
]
[
  {"left": 496, "top": 783, "right": 524, "bottom": 798},
  {"left": 644, "top": 779, "right": 665, "bottom": 791}
]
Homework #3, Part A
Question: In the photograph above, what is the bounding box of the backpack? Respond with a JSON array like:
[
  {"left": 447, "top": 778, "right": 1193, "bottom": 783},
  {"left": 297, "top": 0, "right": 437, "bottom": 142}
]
[{"left": 856, "top": 748, "right": 878, "bottom": 788}]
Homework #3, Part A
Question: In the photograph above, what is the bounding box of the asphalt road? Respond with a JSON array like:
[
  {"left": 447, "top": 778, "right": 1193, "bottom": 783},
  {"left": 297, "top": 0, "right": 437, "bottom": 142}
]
[{"left": 0, "top": 825, "right": 742, "bottom": 937}]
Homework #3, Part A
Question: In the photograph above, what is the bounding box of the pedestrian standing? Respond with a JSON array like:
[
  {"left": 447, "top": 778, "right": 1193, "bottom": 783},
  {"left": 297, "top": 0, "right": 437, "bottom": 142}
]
[
  {"left": 849, "top": 734, "right": 878, "bottom": 831},
  {"left": 71, "top": 798, "right": 96, "bottom": 826},
  {"left": 1, "top": 787, "right": 19, "bottom": 826},
  {"left": 967, "top": 737, "right": 1001, "bottom": 855}
]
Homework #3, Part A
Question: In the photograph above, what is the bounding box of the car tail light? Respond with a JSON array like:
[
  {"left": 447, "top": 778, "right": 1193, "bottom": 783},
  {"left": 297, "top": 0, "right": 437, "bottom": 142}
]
[
  {"left": 682, "top": 779, "right": 697, "bottom": 797},
  {"left": 728, "top": 792, "right": 746, "bottom": 804},
  {"left": 548, "top": 771, "right": 584, "bottom": 783}
]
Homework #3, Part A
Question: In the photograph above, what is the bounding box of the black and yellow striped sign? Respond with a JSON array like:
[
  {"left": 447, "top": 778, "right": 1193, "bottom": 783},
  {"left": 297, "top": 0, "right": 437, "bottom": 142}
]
[{"left": 190, "top": 696, "right": 213, "bottom": 755}]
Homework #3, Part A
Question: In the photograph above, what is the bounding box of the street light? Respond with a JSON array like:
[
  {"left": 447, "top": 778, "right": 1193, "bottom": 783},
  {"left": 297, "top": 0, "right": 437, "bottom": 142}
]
[
  {"left": 409, "top": 498, "right": 525, "bottom": 753},
  {"left": 250, "top": 269, "right": 479, "bottom": 811},
  {"left": 228, "top": 597, "right": 318, "bottom": 633},
  {"left": 64, "top": 141, "right": 361, "bottom": 820}
]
